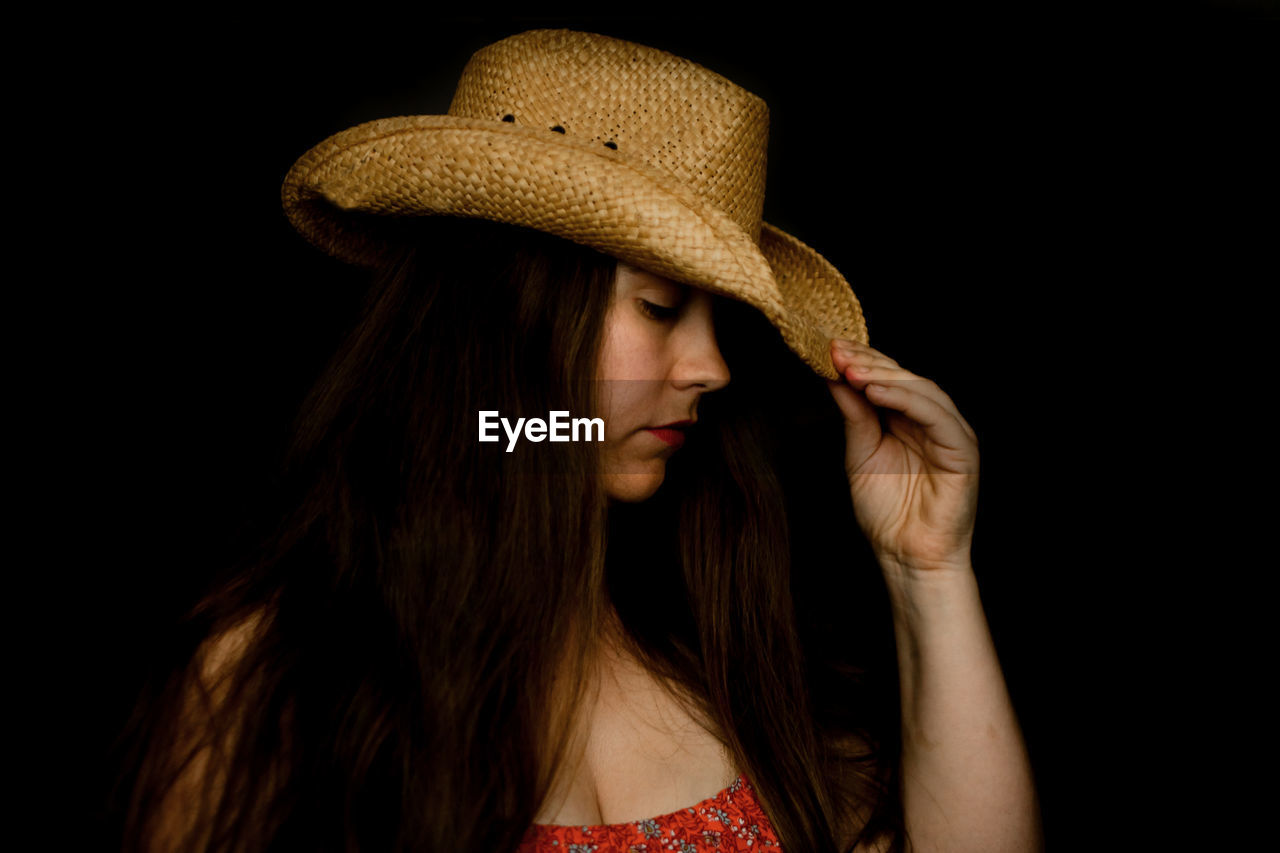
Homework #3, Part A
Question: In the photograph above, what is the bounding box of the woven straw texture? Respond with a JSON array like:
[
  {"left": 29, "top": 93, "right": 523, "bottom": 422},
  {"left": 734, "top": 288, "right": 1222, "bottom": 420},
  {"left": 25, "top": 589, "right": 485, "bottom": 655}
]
[{"left": 282, "top": 29, "right": 867, "bottom": 379}]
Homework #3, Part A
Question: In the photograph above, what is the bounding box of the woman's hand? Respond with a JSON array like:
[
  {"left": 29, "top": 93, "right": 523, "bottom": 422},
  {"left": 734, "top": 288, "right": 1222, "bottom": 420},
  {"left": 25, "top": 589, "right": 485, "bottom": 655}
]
[
  {"left": 827, "top": 341, "right": 1041, "bottom": 852},
  {"left": 826, "top": 339, "right": 979, "bottom": 573}
]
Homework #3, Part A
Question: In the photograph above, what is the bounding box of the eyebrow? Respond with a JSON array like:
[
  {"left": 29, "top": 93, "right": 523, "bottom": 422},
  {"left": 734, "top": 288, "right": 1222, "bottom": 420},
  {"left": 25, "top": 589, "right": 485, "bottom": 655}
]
[
  {"left": 644, "top": 281, "right": 690, "bottom": 302},
  {"left": 621, "top": 263, "right": 688, "bottom": 290}
]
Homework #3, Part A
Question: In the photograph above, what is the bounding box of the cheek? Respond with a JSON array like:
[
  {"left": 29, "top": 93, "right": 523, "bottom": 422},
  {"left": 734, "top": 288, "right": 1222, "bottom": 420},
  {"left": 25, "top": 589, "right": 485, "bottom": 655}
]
[
  {"left": 596, "top": 308, "right": 655, "bottom": 436},
  {"left": 600, "top": 383, "right": 646, "bottom": 440},
  {"left": 598, "top": 306, "right": 663, "bottom": 382}
]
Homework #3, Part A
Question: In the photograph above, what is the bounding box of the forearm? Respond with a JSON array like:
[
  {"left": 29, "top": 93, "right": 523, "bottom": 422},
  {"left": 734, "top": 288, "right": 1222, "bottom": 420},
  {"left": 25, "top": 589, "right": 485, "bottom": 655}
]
[{"left": 881, "top": 559, "right": 1041, "bottom": 852}]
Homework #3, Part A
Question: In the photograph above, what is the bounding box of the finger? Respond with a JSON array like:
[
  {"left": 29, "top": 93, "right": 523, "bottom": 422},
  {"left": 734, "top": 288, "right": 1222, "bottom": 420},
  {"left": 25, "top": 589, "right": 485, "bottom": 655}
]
[
  {"left": 835, "top": 355, "right": 977, "bottom": 444},
  {"left": 831, "top": 346, "right": 910, "bottom": 395},
  {"left": 863, "top": 382, "right": 977, "bottom": 469},
  {"left": 842, "top": 363, "right": 973, "bottom": 434},
  {"left": 830, "top": 338, "right": 900, "bottom": 370},
  {"left": 829, "top": 340, "right": 977, "bottom": 444},
  {"left": 826, "top": 379, "right": 883, "bottom": 467}
]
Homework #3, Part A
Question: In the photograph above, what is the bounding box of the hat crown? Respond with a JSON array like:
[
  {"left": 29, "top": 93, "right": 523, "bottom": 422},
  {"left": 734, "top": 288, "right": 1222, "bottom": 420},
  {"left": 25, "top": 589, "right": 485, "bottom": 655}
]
[{"left": 448, "top": 30, "right": 769, "bottom": 241}]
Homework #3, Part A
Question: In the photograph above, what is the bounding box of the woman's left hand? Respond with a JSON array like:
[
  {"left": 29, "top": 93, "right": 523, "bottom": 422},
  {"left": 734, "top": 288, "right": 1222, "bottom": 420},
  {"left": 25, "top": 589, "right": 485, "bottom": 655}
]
[{"left": 826, "top": 339, "right": 980, "bottom": 573}]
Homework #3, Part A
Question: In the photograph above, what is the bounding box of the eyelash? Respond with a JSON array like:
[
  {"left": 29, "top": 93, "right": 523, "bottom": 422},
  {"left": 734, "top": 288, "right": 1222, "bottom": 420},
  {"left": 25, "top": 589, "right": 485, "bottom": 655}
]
[{"left": 637, "top": 299, "right": 679, "bottom": 321}]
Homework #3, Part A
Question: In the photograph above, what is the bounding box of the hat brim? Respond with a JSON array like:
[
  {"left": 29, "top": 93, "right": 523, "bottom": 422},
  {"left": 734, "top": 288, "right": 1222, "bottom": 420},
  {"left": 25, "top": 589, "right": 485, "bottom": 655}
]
[{"left": 282, "top": 115, "right": 866, "bottom": 380}]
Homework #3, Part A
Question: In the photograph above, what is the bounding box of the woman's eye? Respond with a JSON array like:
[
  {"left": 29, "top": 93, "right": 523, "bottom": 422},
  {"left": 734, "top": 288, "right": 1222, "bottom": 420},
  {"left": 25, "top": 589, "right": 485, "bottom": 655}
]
[{"left": 637, "top": 299, "right": 679, "bottom": 321}]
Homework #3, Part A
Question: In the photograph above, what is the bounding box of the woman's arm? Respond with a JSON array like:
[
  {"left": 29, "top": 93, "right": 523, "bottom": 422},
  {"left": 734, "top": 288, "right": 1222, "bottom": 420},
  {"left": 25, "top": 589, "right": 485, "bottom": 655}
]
[
  {"left": 825, "top": 338, "right": 1041, "bottom": 852},
  {"left": 881, "top": 560, "right": 1041, "bottom": 852}
]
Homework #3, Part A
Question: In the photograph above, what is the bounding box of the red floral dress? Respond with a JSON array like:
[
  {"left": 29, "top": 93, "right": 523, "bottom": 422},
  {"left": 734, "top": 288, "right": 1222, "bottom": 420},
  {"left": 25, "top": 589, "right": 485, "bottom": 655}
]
[{"left": 517, "top": 774, "right": 783, "bottom": 852}]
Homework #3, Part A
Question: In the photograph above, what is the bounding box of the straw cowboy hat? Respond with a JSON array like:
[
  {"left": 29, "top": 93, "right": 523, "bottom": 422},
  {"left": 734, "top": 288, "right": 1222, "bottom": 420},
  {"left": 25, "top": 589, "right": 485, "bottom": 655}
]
[{"left": 281, "top": 29, "right": 868, "bottom": 380}]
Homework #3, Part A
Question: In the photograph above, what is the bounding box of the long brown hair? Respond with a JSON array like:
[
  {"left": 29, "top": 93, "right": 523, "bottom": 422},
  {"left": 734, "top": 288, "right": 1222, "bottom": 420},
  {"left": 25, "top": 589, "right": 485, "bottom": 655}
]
[{"left": 110, "top": 216, "right": 904, "bottom": 851}]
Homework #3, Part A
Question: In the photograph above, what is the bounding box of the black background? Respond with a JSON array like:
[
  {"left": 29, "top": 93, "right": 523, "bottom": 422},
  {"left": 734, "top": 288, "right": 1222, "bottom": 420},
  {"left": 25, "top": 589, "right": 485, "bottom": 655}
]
[{"left": 70, "top": 7, "right": 1275, "bottom": 849}]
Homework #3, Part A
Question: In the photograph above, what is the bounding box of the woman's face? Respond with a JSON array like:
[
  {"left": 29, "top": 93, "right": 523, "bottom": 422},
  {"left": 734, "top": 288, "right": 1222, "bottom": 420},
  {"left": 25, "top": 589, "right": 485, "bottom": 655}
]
[{"left": 596, "top": 262, "right": 732, "bottom": 503}]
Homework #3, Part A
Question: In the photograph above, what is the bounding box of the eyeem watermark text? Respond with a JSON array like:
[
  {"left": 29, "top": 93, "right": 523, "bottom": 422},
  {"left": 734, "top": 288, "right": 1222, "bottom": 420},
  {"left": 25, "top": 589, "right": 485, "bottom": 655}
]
[{"left": 479, "top": 411, "right": 605, "bottom": 452}]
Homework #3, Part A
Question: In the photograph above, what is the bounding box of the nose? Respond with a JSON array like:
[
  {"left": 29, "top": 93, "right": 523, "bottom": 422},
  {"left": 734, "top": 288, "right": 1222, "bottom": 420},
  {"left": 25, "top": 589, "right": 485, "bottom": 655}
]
[{"left": 673, "top": 291, "right": 731, "bottom": 393}]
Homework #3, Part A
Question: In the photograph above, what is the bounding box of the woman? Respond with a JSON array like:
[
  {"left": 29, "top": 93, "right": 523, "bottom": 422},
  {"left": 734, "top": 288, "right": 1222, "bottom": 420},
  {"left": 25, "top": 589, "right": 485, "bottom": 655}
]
[{"left": 112, "top": 29, "right": 1040, "bottom": 852}]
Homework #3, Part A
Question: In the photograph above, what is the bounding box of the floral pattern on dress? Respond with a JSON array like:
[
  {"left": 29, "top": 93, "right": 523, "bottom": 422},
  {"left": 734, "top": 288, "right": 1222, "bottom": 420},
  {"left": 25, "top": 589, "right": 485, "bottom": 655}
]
[{"left": 518, "top": 774, "right": 782, "bottom": 852}]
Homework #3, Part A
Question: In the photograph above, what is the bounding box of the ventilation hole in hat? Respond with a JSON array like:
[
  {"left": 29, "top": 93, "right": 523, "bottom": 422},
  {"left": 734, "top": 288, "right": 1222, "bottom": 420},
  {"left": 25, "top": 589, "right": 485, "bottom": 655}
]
[
  {"left": 550, "top": 125, "right": 566, "bottom": 133},
  {"left": 502, "top": 114, "right": 515, "bottom": 122},
  {"left": 604, "top": 141, "right": 617, "bottom": 150}
]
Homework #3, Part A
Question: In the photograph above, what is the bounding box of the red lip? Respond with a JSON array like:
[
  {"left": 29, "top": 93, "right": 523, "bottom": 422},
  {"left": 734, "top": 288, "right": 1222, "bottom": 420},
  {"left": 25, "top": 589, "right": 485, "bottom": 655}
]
[
  {"left": 644, "top": 420, "right": 693, "bottom": 448},
  {"left": 645, "top": 427, "right": 686, "bottom": 447},
  {"left": 645, "top": 417, "right": 696, "bottom": 445}
]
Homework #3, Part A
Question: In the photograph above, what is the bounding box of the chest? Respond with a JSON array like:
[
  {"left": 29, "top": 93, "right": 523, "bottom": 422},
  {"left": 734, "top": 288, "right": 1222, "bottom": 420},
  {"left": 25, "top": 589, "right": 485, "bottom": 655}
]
[{"left": 532, "top": 647, "right": 738, "bottom": 826}]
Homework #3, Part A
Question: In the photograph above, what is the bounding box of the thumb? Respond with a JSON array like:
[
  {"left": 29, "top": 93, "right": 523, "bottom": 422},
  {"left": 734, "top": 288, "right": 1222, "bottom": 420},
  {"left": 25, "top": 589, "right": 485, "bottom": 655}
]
[{"left": 827, "top": 378, "right": 881, "bottom": 472}]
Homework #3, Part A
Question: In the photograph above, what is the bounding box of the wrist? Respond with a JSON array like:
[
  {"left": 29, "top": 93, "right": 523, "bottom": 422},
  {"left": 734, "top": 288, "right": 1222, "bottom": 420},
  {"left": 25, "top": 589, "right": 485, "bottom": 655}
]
[
  {"left": 876, "top": 553, "right": 980, "bottom": 614},
  {"left": 875, "top": 549, "right": 974, "bottom": 580}
]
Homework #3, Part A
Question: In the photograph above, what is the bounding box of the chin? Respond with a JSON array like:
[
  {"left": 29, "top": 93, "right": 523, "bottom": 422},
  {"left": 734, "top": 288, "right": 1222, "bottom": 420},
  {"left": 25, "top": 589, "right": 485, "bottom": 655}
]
[{"left": 604, "top": 472, "right": 666, "bottom": 503}]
